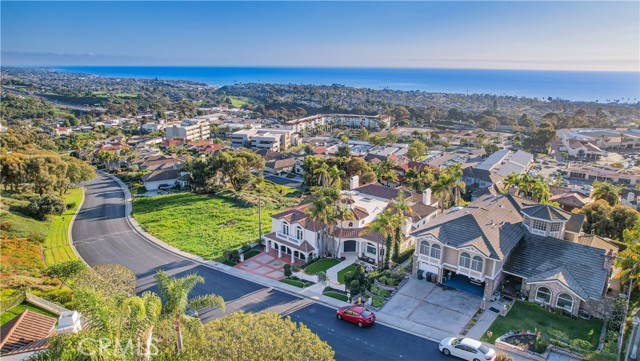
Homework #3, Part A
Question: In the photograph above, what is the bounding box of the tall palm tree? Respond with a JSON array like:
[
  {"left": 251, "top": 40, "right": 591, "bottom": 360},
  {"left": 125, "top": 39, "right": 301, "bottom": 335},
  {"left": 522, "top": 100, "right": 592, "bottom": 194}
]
[
  {"left": 447, "top": 164, "right": 465, "bottom": 206},
  {"left": 313, "top": 162, "right": 331, "bottom": 187},
  {"left": 328, "top": 165, "right": 344, "bottom": 189},
  {"left": 433, "top": 165, "right": 465, "bottom": 211},
  {"left": 517, "top": 174, "right": 536, "bottom": 198},
  {"left": 388, "top": 191, "right": 414, "bottom": 259},
  {"left": 154, "top": 271, "right": 225, "bottom": 353},
  {"left": 592, "top": 181, "right": 622, "bottom": 206},
  {"left": 364, "top": 209, "right": 395, "bottom": 267},
  {"left": 307, "top": 187, "right": 340, "bottom": 257}
]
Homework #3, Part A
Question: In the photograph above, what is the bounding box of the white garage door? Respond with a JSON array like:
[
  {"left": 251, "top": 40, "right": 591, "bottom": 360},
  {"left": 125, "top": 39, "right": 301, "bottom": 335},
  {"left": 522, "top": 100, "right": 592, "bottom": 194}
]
[{"left": 419, "top": 262, "right": 438, "bottom": 275}]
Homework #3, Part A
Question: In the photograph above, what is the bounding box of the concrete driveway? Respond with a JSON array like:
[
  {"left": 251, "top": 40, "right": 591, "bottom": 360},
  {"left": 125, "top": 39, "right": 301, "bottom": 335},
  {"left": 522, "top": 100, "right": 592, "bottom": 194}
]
[{"left": 383, "top": 277, "right": 481, "bottom": 336}]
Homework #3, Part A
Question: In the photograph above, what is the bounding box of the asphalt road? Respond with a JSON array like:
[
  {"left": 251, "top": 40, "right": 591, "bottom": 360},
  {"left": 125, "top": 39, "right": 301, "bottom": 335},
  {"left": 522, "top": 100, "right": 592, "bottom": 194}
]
[{"left": 72, "top": 174, "right": 450, "bottom": 361}]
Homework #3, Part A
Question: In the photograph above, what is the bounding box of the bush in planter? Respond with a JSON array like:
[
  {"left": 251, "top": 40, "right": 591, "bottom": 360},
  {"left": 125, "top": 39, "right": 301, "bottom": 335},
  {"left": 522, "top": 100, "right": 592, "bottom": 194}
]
[
  {"left": 349, "top": 280, "right": 362, "bottom": 295},
  {"left": 284, "top": 264, "right": 292, "bottom": 277},
  {"left": 223, "top": 250, "right": 240, "bottom": 263},
  {"left": 495, "top": 353, "right": 513, "bottom": 361},
  {"left": 292, "top": 265, "right": 302, "bottom": 273},
  {"left": 372, "top": 296, "right": 384, "bottom": 308}
]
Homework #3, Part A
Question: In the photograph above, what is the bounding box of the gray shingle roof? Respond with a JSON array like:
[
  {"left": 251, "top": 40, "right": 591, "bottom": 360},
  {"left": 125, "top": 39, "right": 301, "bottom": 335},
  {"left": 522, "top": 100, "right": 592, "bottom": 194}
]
[
  {"left": 565, "top": 214, "right": 585, "bottom": 233},
  {"left": 412, "top": 194, "right": 527, "bottom": 260},
  {"left": 503, "top": 235, "right": 609, "bottom": 300},
  {"left": 521, "top": 204, "right": 572, "bottom": 222},
  {"left": 141, "top": 168, "right": 182, "bottom": 183}
]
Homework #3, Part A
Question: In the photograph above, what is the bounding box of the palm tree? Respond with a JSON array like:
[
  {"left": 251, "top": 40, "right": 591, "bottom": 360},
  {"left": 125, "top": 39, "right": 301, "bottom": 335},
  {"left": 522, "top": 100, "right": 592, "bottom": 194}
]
[
  {"left": 364, "top": 209, "right": 395, "bottom": 267},
  {"left": 616, "top": 243, "right": 640, "bottom": 290},
  {"left": 327, "top": 165, "right": 344, "bottom": 189},
  {"left": 154, "top": 271, "right": 225, "bottom": 353},
  {"left": 592, "top": 181, "right": 622, "bottom": 206},
  {"left": 447, "top": 164, "right": 465, "bottom": 206},
  {"left": 313, "top": 162, "right": 331, "bottom": 187},
  {"left": 432, "top": 165, "right": 465, "bottom": 211},
  {"left": 517, "top": 174, "right": 536, "bottom": 198},
  {"left": 388, "top": 191, "right": 414, "bottom": 259},
  {"left": 503, "top": 172, "right": 520, "bottom": 193},
  {"left": 532, "top": 181, "right": 552, "bottom": 203},
  {"left": 307, "top": 187, "right": 340, "bottom": 257}
]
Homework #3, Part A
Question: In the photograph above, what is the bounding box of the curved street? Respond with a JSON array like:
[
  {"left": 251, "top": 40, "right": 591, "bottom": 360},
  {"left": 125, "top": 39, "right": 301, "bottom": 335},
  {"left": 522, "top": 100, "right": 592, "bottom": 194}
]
[{"left": 72, "top": 173, "right": 448, "bottom": 360}]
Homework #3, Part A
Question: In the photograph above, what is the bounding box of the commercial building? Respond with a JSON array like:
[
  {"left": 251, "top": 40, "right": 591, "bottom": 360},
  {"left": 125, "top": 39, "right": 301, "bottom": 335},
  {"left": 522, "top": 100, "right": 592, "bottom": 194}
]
[
  {"left": 165, "top": 119, "right": 210, "bottom": 141},
  {"left": 558, "top": 128, "right": 640, "bottom": 151},
  {"left": 567, "top": 163, "right": 639, "bottom": 186}
]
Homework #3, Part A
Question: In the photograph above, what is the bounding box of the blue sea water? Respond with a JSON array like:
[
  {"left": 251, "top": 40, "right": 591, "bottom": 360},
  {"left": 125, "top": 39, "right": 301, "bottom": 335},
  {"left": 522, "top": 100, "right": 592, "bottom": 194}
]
[{"left": 55, "top": 66, "right": 640, "bottom": 103}]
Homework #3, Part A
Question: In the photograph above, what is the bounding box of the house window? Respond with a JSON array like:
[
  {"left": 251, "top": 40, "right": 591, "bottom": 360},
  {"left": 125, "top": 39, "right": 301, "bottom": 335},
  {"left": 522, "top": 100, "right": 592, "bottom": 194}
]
[
  {"left": 524, "top": 215, "right": 532, "bottom": 227},
  {"left": 296, "top": 227, "right": 303, "bottom": 240},
  {"left": 366, "top": 242, "right": 377, "bottom": 255},
  {"left": 532, "top": 219, "right": 547, "bottom": 231},
  {"left": 282, "top": 222, "right": 289, "bottom": 236},
  {"left": 471, "top": 256, "right": 483, "bottom": 272},
  {"left": 459, "top": 253, "right": 471, "bottom": 268},
  {"left": 556, "top": 293, "right": 574, "bottom": 311},
  {"left": 420, "top": 241, "right": 430, "bottom": 255},
  {"left": 430, "top": 244, "right": 441, "bottom": 259},
  {"left": 348, "top": 222, "right": 354, "bottom": 227},
  {"left": 535, "top": 286, "right": 552, "bottom": 304},
  {"left": 550, "top": 223, "right": 562, "bottom": 232}
]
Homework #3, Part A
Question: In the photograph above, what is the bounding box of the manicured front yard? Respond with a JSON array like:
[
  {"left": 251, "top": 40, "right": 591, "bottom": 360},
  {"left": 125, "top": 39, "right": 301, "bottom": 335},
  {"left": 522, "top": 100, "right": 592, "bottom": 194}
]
[
  {"left": 279, "top": 278, "right": 313, "bottom": 288},
  {"left": 304, "top": 258, "right": 341, "bottom": 275},
  {"left": 133, "top": 193, "right": 293, "bottom": 260},
  {"left": 1, "top": 303, "right": 58, "bottom": 326},
  {"left": 323, "top": 291, "right": 348, "bottom": 302},
  {"left": 337, "top": 264, "right": 358, "bottom": 283},
  {"left": 482, "top": 301, "right": 603, "bottom": 350}
]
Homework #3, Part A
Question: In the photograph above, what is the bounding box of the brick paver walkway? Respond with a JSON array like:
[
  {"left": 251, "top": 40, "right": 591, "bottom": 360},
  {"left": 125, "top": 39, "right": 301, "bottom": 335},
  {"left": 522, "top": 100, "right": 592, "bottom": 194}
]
[{"left": 234, "top": 249, "right": 304, "bottom": 280}]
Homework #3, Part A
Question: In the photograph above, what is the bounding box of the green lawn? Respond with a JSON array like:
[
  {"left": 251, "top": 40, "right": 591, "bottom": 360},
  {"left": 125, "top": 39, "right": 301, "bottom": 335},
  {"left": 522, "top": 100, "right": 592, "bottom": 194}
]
[
  {"left": 279, "top": 278, "right": 312, "bottom": 288},
  {"left": 228, "top": 96, "right": 252, "bottom": 108},
  {"left": 44, "top": 188, "right": 84, "bottom": 266},
  {"left": 304, "top": 259, "right": 341, "bottom": 275},
  {"left": 337, "top": 264, "right": 358, "bottom": 284},
  {"left": 482, "top": 301, "right": 603, "bottom": 350},
  {"left": 132, "top": 193, "right": 292, "bottom": 260},
  {"left": 1, "top": 303, "right": 58, "bottom": 326},
  {"left": 323, "top": 291, "right": 348, "bottom": 302}
]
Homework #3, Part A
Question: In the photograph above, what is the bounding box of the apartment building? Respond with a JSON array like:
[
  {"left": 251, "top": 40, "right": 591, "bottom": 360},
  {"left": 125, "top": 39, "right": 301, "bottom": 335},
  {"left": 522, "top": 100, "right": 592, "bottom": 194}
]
[
  {"left": 283, "top": 114, "right": 392, "bottom": 133},
  {"left": 231, "top": 128, "right": 295, "bottom": 151},
  {"left": 165, "top": 119, "right": 210, "bottom": 141}
]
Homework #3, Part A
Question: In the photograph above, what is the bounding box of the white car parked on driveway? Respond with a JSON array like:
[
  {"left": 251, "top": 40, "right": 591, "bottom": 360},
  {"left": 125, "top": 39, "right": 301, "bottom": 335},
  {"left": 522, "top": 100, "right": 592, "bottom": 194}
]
[{"left": 439, "top": 337, "right": 496, "bottom": 361}]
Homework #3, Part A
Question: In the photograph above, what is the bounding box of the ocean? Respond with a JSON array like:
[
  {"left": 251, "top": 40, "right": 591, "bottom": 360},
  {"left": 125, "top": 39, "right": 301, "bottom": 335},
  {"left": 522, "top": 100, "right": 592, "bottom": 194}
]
[{"left": 55, "top": 66, "right": 639, "bottom": 103}]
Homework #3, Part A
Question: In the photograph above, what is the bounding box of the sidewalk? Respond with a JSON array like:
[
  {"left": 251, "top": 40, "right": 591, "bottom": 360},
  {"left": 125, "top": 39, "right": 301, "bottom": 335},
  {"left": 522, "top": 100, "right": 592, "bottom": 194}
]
[{"left": 326, "top": 255, "right": 356, "bottom": 284}]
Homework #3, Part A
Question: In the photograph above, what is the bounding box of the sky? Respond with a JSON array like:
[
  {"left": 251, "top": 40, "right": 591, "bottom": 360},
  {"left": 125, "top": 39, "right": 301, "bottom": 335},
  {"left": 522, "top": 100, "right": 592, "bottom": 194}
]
[{"left": 2, "top": 1, "right": 639, "bottom": 71}]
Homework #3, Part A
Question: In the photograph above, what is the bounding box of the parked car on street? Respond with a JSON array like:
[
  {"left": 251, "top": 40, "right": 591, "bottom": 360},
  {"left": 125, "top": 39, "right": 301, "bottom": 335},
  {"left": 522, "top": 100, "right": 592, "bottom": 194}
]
[
  {"left": 336, "top": 305, "right": 375, "bottom": 327},
  {"left": 439, "top": 337, "right": 496, "bottom": 361}
]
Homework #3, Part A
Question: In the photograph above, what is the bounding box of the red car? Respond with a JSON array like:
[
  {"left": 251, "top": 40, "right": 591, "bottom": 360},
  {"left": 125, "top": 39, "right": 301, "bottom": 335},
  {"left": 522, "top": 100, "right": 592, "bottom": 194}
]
[{"left": 336, "top": 305, "right": 376, "bottom": 327}]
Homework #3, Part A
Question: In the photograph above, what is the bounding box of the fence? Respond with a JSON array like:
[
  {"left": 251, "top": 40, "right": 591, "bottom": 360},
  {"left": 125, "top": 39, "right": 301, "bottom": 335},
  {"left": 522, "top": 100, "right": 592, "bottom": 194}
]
[{"left": 25, "top": 293, "right": 70, "bottom": 316}]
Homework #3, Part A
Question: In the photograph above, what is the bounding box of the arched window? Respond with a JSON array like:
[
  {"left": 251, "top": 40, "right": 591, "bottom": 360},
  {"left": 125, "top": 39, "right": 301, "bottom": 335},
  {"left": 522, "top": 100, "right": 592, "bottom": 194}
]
[
  {"left": 556, "top": 293, "right": 574, "bottom": 311},
  {"left": 535, "top": 286, "right": 552, "bottom": 304},
  {"left": 296, "top": 226, "right": 303, "bottom": 240},
  {"left": 420, "top": 241, "right": 430, "bottom": 255},
  {"left": 282, "top": 222, "right": 289, "bottom": 236},
  {"left": 348, "top": 222, "right": 354, "bottom": 227},
  {"left": 430, "top": 244, "right": 441, "bottom": 259},
  {"left": 459, "top": 253, "right": 471, "bottom": 268},
  {"left": 471, "top": 256, "right": 483, "bottom": 272}
]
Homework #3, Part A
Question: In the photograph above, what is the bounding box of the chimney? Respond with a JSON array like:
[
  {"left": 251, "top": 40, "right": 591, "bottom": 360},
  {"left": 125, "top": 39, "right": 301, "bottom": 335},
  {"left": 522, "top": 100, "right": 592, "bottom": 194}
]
[
  {"left": 55, "top": 311, "right": 82, "bottom": 335},
  {"left": 349, "top": 175, "right": 359, "bottom": 190},
  {"left": 422, "top": 188, "right": 432, "bottom": 205}
]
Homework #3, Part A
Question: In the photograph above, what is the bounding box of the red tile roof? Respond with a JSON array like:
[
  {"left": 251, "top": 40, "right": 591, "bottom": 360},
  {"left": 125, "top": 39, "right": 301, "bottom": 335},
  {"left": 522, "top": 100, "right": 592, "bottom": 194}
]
[{"left": 0, "top": 310, "right": 56, "bottom": 356}]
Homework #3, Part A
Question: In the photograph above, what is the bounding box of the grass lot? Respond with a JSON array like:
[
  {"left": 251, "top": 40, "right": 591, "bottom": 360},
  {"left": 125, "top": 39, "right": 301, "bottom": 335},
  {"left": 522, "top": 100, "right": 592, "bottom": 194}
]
[
  {"left": 482, "top": 301, "right": 603, "bottom": 350},
  {"left": 323, "top": 291, "right": 348, "bottom": 302},
  {"left": 44, "top": 188, "right": 83, "bottom": 265},
  {"left": 337, "top": 264, "right": 358, "bottom": 284},
  {"left": 304, "top": 259, "right": 341, "bottom": 275},
  {"left": 228, "top": 96, "right": 252, "bottom": 108},
  {"left": 279, "top": 278, "right": 313, "bottom": 288},
  {"left": 133, "top": 192, "right": 294, "bottom": 260},
  {"left": 1, "top": 303, "right": 58, "bottom": 326}
]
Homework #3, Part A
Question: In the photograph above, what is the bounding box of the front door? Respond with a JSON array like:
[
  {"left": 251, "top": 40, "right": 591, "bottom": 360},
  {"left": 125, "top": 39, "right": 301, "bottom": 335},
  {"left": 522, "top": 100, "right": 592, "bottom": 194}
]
[{"left": 344, "top": 240, "right": 357, "bottom": 252}]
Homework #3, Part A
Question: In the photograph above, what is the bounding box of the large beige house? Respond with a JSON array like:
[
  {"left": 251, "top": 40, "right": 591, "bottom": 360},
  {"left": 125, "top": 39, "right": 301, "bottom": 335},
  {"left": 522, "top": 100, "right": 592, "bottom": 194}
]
[{"left": 412, "top": 193, "right": 618, "bottom": 318}]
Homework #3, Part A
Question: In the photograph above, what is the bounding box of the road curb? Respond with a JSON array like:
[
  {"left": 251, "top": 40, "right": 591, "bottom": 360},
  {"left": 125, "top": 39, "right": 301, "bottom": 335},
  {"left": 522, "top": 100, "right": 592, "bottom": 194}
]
[
  {"left": 68, "top": 185, "right": 87, "bottom": 264},
  {"left": 101, "top": 172, "right": 441, "bottom": 344}
]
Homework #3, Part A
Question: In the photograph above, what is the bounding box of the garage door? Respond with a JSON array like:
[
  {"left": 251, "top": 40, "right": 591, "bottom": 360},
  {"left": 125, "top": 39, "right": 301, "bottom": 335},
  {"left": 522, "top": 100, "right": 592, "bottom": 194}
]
[{"left": 419, "top": 262, "right": 438, "bottom": 275}]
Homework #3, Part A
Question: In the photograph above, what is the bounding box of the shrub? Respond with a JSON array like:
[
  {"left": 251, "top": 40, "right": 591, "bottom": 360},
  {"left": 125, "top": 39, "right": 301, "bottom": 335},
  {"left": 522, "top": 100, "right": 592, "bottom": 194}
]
[
  {"left": 372, "top": 296, "right": 384, "bottom": 308},
  {"left": 223, "top": 250, "right": 239, "bottom": 263},
  {"left": 392, "top": 248, "right": 414, "bottom": 264},
  {"left": 495, "top": 353, "right": 513, "bottom": 361},
  {"left": 27, "top": 194, "right": 67, "bottom": 220},
  {"left": 283, "top": 264, "right": 292, "bottom": 277},
  {"left": 349, "top": 280, "right": 361, "bottom": 294}
]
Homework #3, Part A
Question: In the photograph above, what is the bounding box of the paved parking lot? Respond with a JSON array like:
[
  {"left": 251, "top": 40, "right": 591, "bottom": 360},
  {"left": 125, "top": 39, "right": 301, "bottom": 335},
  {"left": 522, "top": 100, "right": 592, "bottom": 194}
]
[{"left": 383, "top": 277, "right": 481, "bottom": 335}]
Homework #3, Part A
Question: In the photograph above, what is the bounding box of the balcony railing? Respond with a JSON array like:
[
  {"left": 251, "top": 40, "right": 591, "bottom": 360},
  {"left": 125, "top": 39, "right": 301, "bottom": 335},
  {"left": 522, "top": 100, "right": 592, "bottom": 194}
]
[{"left": 276, "top": 232, "right": 302, "bottom": 245}]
